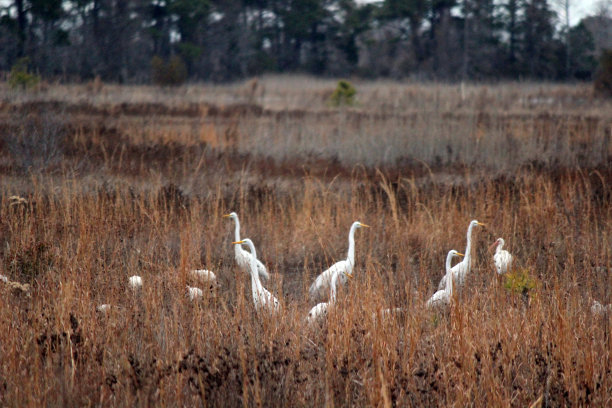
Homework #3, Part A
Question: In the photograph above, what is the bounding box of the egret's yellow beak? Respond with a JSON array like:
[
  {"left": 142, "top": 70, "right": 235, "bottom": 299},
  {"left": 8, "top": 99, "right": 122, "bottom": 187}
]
[
  {"left": 359, "top": 223, "right": 370, "bottom": 228},
  {"left": 232, "top": 240, "right": 245, "bottom": 245},
  {"left": 477, "top": 222, "right": 486, "bottom": 227},
  {"left": 223, "top": 214, "right": 231, "bottom": 218},
  {"left": 344, "top": 272, "right": 354, "bottom": 280},
  {"left": 456, "top": 252, "right": 465, "bottom": 257}
]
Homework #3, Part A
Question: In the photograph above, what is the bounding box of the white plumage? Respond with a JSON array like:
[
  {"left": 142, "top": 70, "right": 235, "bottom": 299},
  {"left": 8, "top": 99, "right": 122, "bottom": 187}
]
[
  {"left": 307, "top": 270, "right": 349, "bottom": 323},
  {"left": 309, "top": 221, "right": 369, "bottom": 302},
  {"left": 437, "top": 220, "right": 484, "bottom": 290},
  {"left": 224, "top": 212, "right": 270, "bottom": 280},
  {"left": 591, "top": 300, "right": 611, "bottom": 315},
  {"left": 234, "top": 238, "right": 280, "bottom": 313},
  {"left": 96, "top": 304, "right": 112, "bottom": 313},
  {"left": 128, "top": 275, "right": 143, "bottom": 289},
  {"left": 490, "top": 238, "right": 513, "bottom": 275},
  {"left": 189, "top": 269, "right": 217, "bottom": 283},
  {"left": 307, "top": 302, "right": 331, "bottom": 323},
  {"left": 427, "top": 250, "right": 464, "bottom": 308},
  {"left": 186, "top": 285, "right": 204, "bottom": 301}
]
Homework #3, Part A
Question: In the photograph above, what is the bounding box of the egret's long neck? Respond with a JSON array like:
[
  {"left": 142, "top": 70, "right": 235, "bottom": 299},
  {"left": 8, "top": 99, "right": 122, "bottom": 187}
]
[
  {"left": 233, "top": 218, "right": 241, "bottom": 242},
  {"left": 347, "top": 224, "right": 357, "bottom": 266},
  {"left": 330, "top": 272, "right": 339, "bottom": 303},
  {"left": 464, "top": 223, "right": 475, "bottom": 266},
  {"left": 233, "top": 219, "right": 242, "bottom": 257},
  {"left": 247, "top": 242, "right": 263, "bottom": 293},
  {"left": 446, "top": 254, "right": 454, "bottom": 296}
]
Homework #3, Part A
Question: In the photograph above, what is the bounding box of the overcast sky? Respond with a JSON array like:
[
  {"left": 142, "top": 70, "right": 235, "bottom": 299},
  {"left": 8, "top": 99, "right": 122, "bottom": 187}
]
[
  {"left": 358, "top": 0, "right": 609, "bottom": 26},
  {"left": 564, "top": 0, "right": 604, "bottom": 24}
]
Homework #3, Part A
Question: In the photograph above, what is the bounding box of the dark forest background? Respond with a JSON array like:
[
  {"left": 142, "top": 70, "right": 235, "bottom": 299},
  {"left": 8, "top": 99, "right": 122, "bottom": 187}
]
[{"left": 1, "top": 0, "right": 611, "bottom": 83}]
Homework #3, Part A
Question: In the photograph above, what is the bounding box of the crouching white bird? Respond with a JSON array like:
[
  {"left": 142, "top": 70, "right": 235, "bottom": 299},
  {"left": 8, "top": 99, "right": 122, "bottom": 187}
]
[
  {"left": 591, "top": 300, "right": 612, "bottom": 315},
  {"left": 233, "top": 238, "right": 280, "bottom": 313},
  {"left": 186, "top": 285, "right": 204, "bottom": 301},
  {"left": 489, "top": 237, "right": 513, "bottom": 275},
  {"left": 97, "top": 304, "right": 112, "bottom": 313},
  {"left": 128, "top": 275, "right": 143, "bottom": 289},
  {"left": 224, "top": 212, "right": 270, "bottom": 280},
  {"left": 307, "top": 270, "right": 351, "bottom": 323},
  {"left": 309, "top": 221, "right": 369, "bottom": 302},
  {"left": 189, "top": 269, "right": 217, "bottom": 283},
  {"left": 438, "top": 220, "right": 485, "bottom": 290},
  {"left": 427, "top": 250, "right": 464, "bottom": 308}
]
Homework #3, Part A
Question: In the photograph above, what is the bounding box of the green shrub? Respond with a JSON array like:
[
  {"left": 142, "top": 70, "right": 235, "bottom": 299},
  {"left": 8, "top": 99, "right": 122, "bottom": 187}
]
[
  {"left": 329, "top": 79, "right": 356, "bottom": 107},
  {"left": 594, "top": 49, "right": 612, "bottom": 97},
  {"left": 504, "top": 268, "right": 537, "bottom": 297},
  {"left": 8, "top": 57, "right": 40, "bottom": 90},
  {"left": 151, "top": 55, "right": 188, "bottom": 86}
]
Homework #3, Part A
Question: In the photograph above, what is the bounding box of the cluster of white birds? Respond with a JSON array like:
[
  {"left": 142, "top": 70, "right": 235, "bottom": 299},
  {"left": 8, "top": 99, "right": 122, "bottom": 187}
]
[{"left": 94, "top": 212, "right": 610, "bottom": 321}]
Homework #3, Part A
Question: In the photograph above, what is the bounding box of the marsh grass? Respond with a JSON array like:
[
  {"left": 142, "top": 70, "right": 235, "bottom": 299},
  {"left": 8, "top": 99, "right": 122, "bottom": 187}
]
[{"left": 0, "top": 79, "right": 610, "bottom": 407}]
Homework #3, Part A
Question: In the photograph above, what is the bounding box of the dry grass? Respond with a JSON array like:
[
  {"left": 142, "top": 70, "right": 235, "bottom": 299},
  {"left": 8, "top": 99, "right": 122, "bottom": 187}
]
[{"left": 0, "top": 79, "right": 610, "bottom": 407}]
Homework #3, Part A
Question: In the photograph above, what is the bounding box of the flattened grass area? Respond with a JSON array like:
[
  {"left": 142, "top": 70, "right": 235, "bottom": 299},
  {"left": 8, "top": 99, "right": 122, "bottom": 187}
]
[{"left": 0, "top": 78, "right": 610, "bottom": 406}]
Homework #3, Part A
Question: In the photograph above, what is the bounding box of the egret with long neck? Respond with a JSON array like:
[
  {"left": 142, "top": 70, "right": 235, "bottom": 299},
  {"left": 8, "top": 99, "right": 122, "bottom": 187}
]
[
  {"left": 224, "top": 212, "right": 270, "bottom": 280},
  {"left": 233, "top": 238, "right": 279, "bottom": 312},
  {"left": 438, "top": 220, "right": 484, "bottom": 290},
  {"left": 427, "top": 250, "right": 464, "bottom": 308},
  {"left": 308, "top": 221, "right": 369, "bottom": 302}
]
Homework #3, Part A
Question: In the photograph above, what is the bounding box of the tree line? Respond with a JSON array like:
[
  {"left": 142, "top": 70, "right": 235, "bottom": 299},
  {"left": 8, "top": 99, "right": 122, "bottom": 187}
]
[{"left": 0, "top": 0, "right": 610, "bottom": 83}]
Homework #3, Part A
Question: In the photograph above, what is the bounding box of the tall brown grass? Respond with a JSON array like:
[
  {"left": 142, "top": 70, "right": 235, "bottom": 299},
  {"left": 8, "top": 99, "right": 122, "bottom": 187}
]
[{"left": 0, "top": 79, "right": 610, "bottom": 407}]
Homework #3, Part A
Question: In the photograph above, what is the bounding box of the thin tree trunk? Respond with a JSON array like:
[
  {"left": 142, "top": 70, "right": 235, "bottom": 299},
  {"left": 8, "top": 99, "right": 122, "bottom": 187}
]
[{"left": 15, "top": 0, "right": 26, "bottom": 57}]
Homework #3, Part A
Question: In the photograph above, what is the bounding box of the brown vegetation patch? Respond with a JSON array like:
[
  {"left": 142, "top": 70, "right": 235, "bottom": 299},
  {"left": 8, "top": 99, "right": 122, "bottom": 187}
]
[{"left": 0, "top": 82, "right": 610, "bottom": 406}]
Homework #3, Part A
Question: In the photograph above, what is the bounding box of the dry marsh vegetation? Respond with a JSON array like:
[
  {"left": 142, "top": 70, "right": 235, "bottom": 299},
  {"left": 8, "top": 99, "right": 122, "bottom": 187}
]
[{"left": 0, "top": 78, "right": 610, "bottom": 406}]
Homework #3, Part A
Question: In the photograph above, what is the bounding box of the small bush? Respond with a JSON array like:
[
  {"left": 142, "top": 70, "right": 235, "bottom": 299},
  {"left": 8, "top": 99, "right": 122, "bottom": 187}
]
[
  {"left": 151, "top": 55, "right": 188, "bottom": 86},
  {"left": 7, "top": 112, "right": 65, "bottom": 171},
  {"left": 8, "top": 57, "right": 40, "bottom": 90},
  {"left": 593, "top": 49, "right": 612, "bottom": 97},
  {"left": 329, "top": 79, "right": 356, "bottom": 107},
  {"left": 504, "top": 268, "right": 537, "bottom": 297}
]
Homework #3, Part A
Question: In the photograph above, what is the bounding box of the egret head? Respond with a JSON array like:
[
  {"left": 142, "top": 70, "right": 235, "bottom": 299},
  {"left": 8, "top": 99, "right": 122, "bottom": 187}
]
[
  {"left": 223, "top": 212, "right": 238, "bottom": 220},
  {"left": 451, "top": 250, "right": 464, "bottom": 258},
  {"left": 470, "top": 220, "right": 485, "bottom": 228},
  {"left": 353, "top": 221, "right": 370, "bottom": 229}
]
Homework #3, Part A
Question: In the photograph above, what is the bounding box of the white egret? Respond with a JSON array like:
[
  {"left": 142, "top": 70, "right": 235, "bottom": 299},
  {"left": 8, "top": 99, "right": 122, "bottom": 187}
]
[
  {"left": 233, "top": 238, "right": 280, "bottom": 312},
  {"left": 97, "top": 304, "right": 112, "bottom": 313},
  {"left": 307, "top": 271, "right": 351, "bottom": 323},
  {"left": 128, "top": 275, "right": 143, "bottom": 289},
  {"left": 489, "top": 238, "right": 513, "bottom": 275},
  {"left": 189, "top": 269, "right": 217, "bottom": 283},
  {"left": 186, "top": 285, "right": 204, "bottom": 301},
  {"left": 224, "top": 212, "right": 270, "bottom": 280},
  {"left": 591, "top": 300, "right": 611, "bottom": 315},
  {"left": 437, "top": 220, "right": 485, "bottom": 290},
  {"left": 427, "top": 250, "right": 464, "bottom": 308},
  {"left": 309, "top": 221, "right": 369, "bottom": 302}
]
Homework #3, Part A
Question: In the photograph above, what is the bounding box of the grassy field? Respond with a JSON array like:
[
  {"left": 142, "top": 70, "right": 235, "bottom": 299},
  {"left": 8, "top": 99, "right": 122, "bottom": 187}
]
[{"left": 0, "top": 78, "right": 610, "bottom": 406}]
